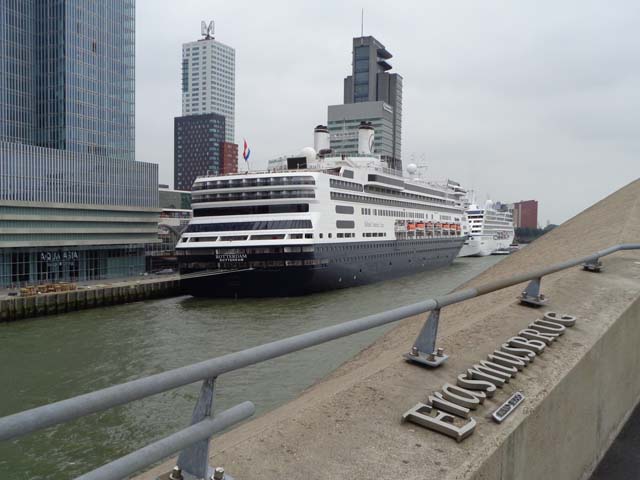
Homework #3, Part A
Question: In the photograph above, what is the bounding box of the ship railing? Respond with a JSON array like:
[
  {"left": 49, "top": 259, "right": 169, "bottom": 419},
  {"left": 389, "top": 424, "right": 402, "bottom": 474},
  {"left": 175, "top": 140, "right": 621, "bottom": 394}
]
[{"left": 1, "top": 243, "right": 639, "bottom": 480}]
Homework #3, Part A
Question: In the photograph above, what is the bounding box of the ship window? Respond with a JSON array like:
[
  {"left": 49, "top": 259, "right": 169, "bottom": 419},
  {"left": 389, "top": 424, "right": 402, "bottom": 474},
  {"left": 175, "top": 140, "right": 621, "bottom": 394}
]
[
  {"left": 319, "top": 233, "right": 323, "bottom": 238},
  {"left": 336, "top": 220, "right": 355, "bottom": 229},
  {"left": 251, "top": 234, "right": 286, "bottom": 240},
  {"left": 192, "top": 190, "right": 315, "bottom": 203},
  {"left": 330, "top": 178, "right": 363, "bottom": 192},
  {"left": 328, "top": 233, "right": 332, "bottom": 238},
  {"left": 186, "top": 220, "right": 312, "bottom": 232},
  {"left": 336, "top": 205, "right": 354, "bottom": 214},
  {"left": 305, "top": 233, "right": 313, "bottom": 239},
  {"left": 193, "top": 204, "right": 310, "bottom": 217}
]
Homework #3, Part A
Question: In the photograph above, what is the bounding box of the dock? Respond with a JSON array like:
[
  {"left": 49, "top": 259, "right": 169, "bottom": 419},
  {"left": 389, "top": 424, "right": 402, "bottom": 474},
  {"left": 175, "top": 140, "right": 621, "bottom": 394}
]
[{"left": 0, "top": 275, "right": 180, "bottom": 322}]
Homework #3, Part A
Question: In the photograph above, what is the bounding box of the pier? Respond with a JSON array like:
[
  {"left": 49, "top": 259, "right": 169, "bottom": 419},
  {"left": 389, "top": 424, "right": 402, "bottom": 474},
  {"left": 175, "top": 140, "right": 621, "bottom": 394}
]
[{"left": 0, "top": 275, "right": 180, "bottom": 322}]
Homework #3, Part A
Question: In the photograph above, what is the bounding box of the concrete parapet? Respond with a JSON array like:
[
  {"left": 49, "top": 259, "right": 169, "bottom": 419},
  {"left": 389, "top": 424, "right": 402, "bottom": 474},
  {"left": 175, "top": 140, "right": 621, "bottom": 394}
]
[{"left": 0, "top": 275, "right": 181, "bottom": 322}]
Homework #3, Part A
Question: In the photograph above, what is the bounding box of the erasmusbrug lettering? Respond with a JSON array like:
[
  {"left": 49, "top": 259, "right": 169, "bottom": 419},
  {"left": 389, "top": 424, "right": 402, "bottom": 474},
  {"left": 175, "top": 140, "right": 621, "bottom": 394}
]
[{"left": 403, "top": 312, "right": 577, "bottom": 441}]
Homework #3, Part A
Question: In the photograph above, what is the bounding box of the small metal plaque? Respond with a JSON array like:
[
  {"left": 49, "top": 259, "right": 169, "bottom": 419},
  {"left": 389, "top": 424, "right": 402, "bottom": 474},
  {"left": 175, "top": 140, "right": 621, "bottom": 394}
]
[{"left": 492, "top": 391, "right": 524, "bottom": 423}]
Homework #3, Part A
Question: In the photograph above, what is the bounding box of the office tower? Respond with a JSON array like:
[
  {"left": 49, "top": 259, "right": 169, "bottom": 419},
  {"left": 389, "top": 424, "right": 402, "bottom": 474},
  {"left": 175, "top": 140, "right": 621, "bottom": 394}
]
[
  {"left": 0, "top": 0, "right": 159, "bottom": 287},
  {"left": 174, "top": 113, "right": 226, "bottom": 191},
  {"left": 328, "top": 36, "right": 403, "bottom": 170}
]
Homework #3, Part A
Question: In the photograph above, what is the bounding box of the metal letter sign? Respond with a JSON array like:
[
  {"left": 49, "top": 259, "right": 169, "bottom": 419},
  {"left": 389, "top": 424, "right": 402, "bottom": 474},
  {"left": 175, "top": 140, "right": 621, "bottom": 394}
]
[
  {"left": 403, "top": 312, "right": 578, "bottom": 441},
  {"left": 201, "top": 20, "right": 215, "bottom": 39}
]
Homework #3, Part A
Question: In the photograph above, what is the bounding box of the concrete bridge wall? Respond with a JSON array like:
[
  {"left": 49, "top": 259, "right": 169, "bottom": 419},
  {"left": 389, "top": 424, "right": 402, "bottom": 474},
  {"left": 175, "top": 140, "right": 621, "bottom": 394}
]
[{"left": 473, "top": 295, "right": 640, "bottom": 480}]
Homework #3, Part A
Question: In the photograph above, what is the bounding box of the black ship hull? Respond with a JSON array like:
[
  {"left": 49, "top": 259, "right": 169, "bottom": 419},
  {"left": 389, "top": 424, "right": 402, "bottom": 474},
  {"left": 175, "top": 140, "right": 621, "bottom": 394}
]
[{"left": 179, "top": 237, "right": 465, "bottom": 297}]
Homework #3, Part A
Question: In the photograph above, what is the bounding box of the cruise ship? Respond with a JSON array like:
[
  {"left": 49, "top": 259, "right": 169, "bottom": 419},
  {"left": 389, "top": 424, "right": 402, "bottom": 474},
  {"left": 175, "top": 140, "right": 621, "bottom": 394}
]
[
  {"left": 177, "top": 124, "right": 467, "bottom": 297},
  {"left": 458, "top": 200, "right": 515, "bottom": 257}
]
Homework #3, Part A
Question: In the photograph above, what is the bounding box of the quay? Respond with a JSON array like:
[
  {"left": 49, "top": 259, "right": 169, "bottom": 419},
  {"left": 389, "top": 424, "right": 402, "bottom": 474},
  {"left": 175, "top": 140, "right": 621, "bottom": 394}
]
[
  {"left": 0, "top": 275, "right": 180, "bottom": 322},
  {"left": 138, "top": 179, "right": 640, "bottom": 480}
]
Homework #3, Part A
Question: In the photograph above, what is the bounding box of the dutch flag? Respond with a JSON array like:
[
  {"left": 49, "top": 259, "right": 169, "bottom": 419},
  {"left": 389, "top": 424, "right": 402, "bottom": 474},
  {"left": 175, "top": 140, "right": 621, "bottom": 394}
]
[{"left": 243, "top": 139, "right": 251, "bottom": 163}]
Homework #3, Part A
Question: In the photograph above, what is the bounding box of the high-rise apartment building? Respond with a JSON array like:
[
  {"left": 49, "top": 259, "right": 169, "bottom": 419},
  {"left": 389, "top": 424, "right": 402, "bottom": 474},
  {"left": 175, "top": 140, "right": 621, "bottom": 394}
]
[
  {"left": 328, "top": 36, "right": 403, "bottom": 170},
  {"left": 174, "top": 113, "right": 226, "bottom": 191},
  {"left": 174, "top": 21, "right": 237, "bottom": 189},
  {"left": 0, "top": 0, "right": 159, "bottom": 288},
  {"left": 181, "top": 22, "right": 235, "bottom": 143}
]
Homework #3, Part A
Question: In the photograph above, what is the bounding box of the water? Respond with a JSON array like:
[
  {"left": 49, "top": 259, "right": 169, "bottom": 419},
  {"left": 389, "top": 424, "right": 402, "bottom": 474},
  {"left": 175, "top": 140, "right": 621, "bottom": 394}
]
[{"left": 0, "top": 256, "right": 502, "bottom": 479}]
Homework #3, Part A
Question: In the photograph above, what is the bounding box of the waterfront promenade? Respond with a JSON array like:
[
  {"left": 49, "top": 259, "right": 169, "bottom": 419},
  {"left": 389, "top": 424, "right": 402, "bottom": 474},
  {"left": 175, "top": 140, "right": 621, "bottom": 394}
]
[{"left": 140, "top": 179, "right": 640, "bottom": 479}]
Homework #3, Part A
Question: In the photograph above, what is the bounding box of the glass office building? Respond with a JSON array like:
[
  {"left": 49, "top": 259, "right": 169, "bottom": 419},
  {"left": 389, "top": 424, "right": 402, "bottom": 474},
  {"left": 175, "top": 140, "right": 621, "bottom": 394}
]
[
  {"left": 329, "top": 36, "right": 403, "bottom": 171},
  {"left": 1, "top": 0, "right": 135, "bottom": 160},
  {"left": 0, "top": 1, "right": 159, "bottom": 288}
]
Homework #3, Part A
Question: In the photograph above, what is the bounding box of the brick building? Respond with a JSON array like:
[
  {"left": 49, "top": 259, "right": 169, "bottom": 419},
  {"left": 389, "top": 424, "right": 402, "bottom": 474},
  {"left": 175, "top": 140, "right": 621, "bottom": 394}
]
[
  {"left": 221, "top": 142, "right": 238, "bottom": 174},
  {"left": 513, "top": 200, "right": 539, "bottom": 229}
]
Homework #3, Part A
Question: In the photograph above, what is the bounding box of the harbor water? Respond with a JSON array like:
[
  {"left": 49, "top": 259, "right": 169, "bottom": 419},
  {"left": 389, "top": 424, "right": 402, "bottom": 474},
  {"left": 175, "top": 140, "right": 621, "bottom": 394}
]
[{"left": 0, "top": 256, "right": 502, "bottom": 479}]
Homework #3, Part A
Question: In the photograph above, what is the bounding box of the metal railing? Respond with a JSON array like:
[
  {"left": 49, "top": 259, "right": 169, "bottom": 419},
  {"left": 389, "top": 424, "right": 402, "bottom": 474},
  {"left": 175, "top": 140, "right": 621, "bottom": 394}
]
[{"left": 1, "top": 243, "right": 639, "bottom": 480}]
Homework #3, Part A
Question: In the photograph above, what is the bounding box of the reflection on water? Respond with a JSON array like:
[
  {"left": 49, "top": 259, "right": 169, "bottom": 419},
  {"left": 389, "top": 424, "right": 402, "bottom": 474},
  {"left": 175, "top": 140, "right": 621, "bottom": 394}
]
[{"left": 0, "top": 256, "right": 502, "bottom": 479}]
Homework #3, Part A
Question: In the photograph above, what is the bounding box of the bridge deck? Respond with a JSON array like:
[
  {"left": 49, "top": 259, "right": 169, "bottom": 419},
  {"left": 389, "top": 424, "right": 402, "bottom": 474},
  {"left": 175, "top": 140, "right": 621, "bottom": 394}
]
[{"left": 139, "top": 179, "right": 640, "bottom": 480}]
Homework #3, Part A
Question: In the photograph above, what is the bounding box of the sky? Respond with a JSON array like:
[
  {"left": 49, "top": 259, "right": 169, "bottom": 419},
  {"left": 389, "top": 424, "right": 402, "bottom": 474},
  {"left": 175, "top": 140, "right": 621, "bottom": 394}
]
[{"left": 135, "top": 0, "right": 640, "bottom": 226}]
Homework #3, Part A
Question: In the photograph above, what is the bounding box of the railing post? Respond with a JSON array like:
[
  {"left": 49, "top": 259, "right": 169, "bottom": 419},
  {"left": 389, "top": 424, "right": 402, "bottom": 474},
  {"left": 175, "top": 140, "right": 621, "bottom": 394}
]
[
  {"left": 404, "top": 308, "right": 448, "bottom": 367},
  {"left": 169, "top": 377, "right": 233, "bottom": 480},
  {"left": 583, "top": 257, "right": 603, "bottom": 272},
  {"left": 519, "top": 277, "right": 548, "bottom": 307}
]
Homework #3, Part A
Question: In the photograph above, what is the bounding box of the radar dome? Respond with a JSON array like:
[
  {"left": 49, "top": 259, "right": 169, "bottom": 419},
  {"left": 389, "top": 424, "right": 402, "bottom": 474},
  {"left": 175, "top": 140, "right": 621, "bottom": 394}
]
[
  {"left": 407, "top": 163, "right": 418, "bottom": 175},
  {"left": 299, "top": 147, "right": 316, "bottom": 162}
]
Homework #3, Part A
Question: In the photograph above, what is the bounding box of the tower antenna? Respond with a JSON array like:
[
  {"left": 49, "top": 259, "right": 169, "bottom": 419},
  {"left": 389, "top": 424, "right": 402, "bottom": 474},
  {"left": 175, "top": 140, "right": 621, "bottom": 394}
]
[{"left": 361, "top": 8, "right": 364, "bottom": 37}]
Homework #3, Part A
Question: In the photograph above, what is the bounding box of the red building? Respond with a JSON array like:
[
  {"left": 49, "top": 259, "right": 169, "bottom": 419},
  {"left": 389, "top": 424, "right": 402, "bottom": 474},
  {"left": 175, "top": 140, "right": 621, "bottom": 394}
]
[
  {"left": 220, "top": 142, "right": 238, "bottom": 174},
  {"left": 513, "top": 200, "right": 538, "bottom": 229}
]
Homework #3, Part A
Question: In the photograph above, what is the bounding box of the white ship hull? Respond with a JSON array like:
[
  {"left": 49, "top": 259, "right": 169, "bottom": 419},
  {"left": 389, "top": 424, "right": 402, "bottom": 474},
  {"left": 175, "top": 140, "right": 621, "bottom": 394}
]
[{"left": 459, "top": 234, "right": 515, "bottom": 257}]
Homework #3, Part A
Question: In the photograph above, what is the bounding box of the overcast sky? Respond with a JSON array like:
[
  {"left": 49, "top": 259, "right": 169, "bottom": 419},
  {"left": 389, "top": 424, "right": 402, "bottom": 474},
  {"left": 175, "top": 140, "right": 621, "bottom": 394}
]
[{"left": 135, "top": 0, "right": 639, "bottom": 225}]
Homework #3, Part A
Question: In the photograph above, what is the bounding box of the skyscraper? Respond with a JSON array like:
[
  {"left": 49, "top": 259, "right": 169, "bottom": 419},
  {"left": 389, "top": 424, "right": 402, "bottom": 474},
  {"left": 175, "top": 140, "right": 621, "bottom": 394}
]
[
  {"left": 328, "top": 36, "right": 403, "bottom": 170},
  {"left": 0, "top": 0, "right": 135, "bottom": 160},
  {"left": 0, "top": 0, "right": 159, "bottom": 287},
  {"left": 174, "top": 21, "right": 237, "bottom": 189},
  {"left": 174, "top": 113, "right": 226, "bottom": 191},
  {"left": 181, "top": 21, "right": 235, "bottom": 143}
]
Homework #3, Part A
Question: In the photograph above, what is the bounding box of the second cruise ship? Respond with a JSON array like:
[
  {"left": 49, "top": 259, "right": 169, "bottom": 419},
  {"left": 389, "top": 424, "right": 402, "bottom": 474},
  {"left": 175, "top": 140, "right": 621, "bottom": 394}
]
[
  {"left": 458, "top": 200, "right": 515, "bottom": 257},
  {"left": 177, "top": 124, "right": 467, "bottom": 297}
]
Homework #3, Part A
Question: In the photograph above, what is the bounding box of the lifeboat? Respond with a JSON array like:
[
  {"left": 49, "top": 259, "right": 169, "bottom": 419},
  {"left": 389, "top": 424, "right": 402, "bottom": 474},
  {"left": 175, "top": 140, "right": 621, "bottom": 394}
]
[
  {"left": 434, "top": 222, "right": 442, "bottom": 229},
  {"left": 442, "top": 223, "right": 449, "bottom": 230},
  {"left": 416, "top": 222, "right": 425, "bottom": 229},
  {"left": 407, "top": 223, "right": 416, "bottom": 231}
]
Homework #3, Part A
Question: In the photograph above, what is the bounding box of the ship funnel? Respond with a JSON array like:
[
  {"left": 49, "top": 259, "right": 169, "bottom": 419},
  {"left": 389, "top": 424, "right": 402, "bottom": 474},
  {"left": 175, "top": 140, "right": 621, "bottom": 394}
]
[
  {"left": 313, "top": 125, "right": 330, "bottom": 154},
  {"left": 357, "top": 122, "right": 374, "bottom": 155}
]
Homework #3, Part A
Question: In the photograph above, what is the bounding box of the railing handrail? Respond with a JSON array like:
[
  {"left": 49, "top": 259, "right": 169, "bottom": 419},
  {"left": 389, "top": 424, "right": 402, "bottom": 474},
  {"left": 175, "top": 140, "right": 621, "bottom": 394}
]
[{"left": 1, "top": 242, "right": 639, "bottom": 479}]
